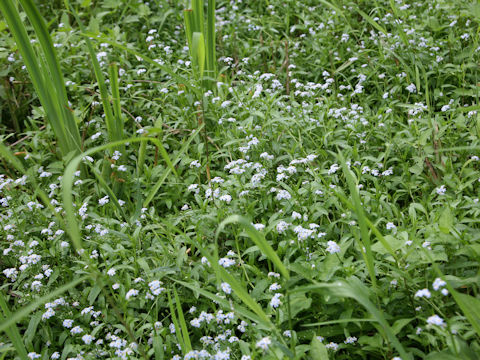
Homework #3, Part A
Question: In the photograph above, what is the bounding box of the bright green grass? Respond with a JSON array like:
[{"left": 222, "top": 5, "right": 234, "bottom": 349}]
[{"left": 0, "top": 0, "right": 480, "bottom": 359}]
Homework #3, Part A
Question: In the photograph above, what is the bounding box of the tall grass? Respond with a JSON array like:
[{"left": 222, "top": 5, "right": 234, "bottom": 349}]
[
  {"left": 184, "top": 0, "right": 217, "bottom": 91},
  {"left": 0, "top": 0, "right": 82, "bottom": 158}
]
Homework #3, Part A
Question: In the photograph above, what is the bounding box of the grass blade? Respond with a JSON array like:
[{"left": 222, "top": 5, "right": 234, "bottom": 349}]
[
  {"left": 216, "top": 215, "right": 290, "bottom": 280},
  {"left": 19, "top": 0, "right": 82, "bottom": 153},
  {"left": 109, "top": 62, "right": 124, "bottom": 147},
  {"left": 205, "top": 0, "right": 216, "bottom": 85},
  {"left": 338, "top": 152, "right": 376, "bottom": 288},
  {"left": 0, "top": 276, "right": 88, "bottom": 333},
  {"left": 68, "top": 6, "right": 120, "bottom": 153},
  {"left": 293, "top": 278, "right": 412, "bottom": 360},
  {"left": 167, "top": 290, "right": 185, "bottom": 353},
  {"left": 173, "top": 286, "right": 192, "bottom": 352},
  {"left": 79, "top": 33, "right": 197, "bottom": 95},
  {"left": 143, "top": 124, "right": 204, "bottom": 207},
  {"left": 0, "top": 293, "right": 29, "bottom": 360},
  {"left": 63, "top": 137, "right": 178, "bottom": 250},
  {"left": 0, "top": 1, "right": 78, "bottom": 156}
]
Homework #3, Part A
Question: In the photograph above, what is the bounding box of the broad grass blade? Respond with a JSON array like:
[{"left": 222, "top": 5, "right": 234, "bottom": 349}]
[
  {"left": 0, "top": 293, "right": 29, "bottom": 360},
  {"left": 338, "top": 152, "right": 376, "bottom": 288},
  {"left": 0, "top": 1, "right": 81, "bottom": 156},
  {"left": 216, "top": 215, "right": 289, "bottom": 280},
  {"left": 293, "top": 278, "right": 412, "bottom": 360}
]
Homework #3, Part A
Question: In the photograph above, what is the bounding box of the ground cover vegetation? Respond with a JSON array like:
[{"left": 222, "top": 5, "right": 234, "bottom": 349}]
[{"left": 0, "top": 0, "right": 480, "bottom": 359}]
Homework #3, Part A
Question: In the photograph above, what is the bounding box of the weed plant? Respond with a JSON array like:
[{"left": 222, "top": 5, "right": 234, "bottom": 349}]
[{"left": 1, "top": 0, "right": 480, "bottom": 359}]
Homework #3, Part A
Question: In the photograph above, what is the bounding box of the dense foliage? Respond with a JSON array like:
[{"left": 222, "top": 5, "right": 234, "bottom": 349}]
[{"left": 1, "top": 0, "right": 480, "bottom": 359}]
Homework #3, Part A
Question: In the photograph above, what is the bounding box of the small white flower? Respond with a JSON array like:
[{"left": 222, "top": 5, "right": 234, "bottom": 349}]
[
  {"left": 276, "top": 190, "right": 291, "bottom": 201},
  {"left": 270, "top": 293, "right": 282, "bottom": 308},
  {"left": 253, "top": 223, "right": 265, "bottom": 231},
  {"left": 386, "top": 222, "right": 397, "bottom": 232},
  {"left": 98, "top": 195, "right": 109, "bottom": 205},
  {"left": 125, "top": 289, "right": 139, "bottom": 300},
  {"left": 436, "top": 185, "right": 446, "bottom": 195},
  {"left": 325, "top": 342, "right": 339, "bottom": 351},
  {"left": 344, "top": 336, "right": 357, "bottom": 344},
  {"left": 82, "top": 334, "right": 95, "bottom": 344},
  {"left": 221, "top": 282, "right": 232, "bottom": 294},
  {"left": 190, "top": 160, "right": 201, "bottom": 168},
  {"left": 70, "top": 326, "right": 83, "bottom": 335},
  {"left": 427, "top": 314, "right": 446, "bottom": 327},
  {"left": 269, "top": 283, "right": 281, "bottom": 291},
  {"left": 256, "top": 336, "right": 271, "bottom": 350},
  {"left": 415, "top": 288, "right": 431, "bottom": 299},
  {"left": 406, "top": 83, "right": 416, "bottom": 93},
  {"left": 326, "top": 241, "right": 340, "bottom": 254},
  {"left": 432, "top": 278, "right": 446, "bottom": 291}
]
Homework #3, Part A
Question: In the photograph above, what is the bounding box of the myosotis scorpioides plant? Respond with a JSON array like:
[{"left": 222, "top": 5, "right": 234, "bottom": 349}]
[
  {"left": 0, "top": 129, "right": 202, "bottom": 357},
  {"left": 2, "top": 0, "right": 480, "bottom": 358}
]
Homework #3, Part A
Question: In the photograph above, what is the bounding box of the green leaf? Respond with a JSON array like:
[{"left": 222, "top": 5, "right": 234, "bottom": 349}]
[
  {"left": 217, "top": 215, "right": 289, "bottom": 280},
  {"left": 292, "top": 277, "right": 412, "bottom": 360},
  {"left": 310, "top": 337, "right": 329, "bottom": 360},
  {"left": 0, "top": 293, "right": 29, "bottom": 360},
  {"left": 439, "top": 207, "right": 453, "bottom": 234}
]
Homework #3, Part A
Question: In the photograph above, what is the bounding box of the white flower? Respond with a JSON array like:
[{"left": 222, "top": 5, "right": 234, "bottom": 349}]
[
  {"left": 326, "top": 241, "right": 340, "bottom": 254},
  {"left": 70, "top": 326, "right": 83, "bottom": 335},
  {"left": 276, "top": 221, "right": 290, "bottom": 234},
  {"left": 107, "top": 268, "right": 116, "bottom": 276},
  {"left": 42, "top": 308, "right": 55, "bottom": 320},
  {"left": 98, "top": 195, "right": 109, "bottom": 205},
  {"left": 441, "top": 288, "right": 449, "bottom": 296},
  {"left": 270, "top": 293, "right": 282, "bottom": 308},
  {"left": 344, "top": 336, "right": 357, "bottom": 344},
  {"left": 276, "top": 190, "right": 291, "bottom": 201},
  {"left": 432, "top": 278, "right": 446, "bottom": 291},
  {"left": 149, "top": 280, "right": 165, "bottom": 296},
  {"left": 291, "top": 211, "right": 302, "bottom": 220},
  {"left": 325, "top": 342, "right": 339, "bottom": 351},
  {"left": 256, "top": 337, "right": 271, "bottom": 350},
  {"left": 190, "top": 160, "right": 201, "bottom": 168},
  {"left": 218, "top": 257, "right": 235, "bottom": 268},
  {"left": 435, "top": 185, "right": 446, "bottom": 195},
  {"left": 63, "top": 319, "right": 74, "bottom": 328},
  {"left": 221, "top": 282, "right": 232, "bottom": 294},
  {"left": 253, "top": 223, "right": 265, "bottom": 231},
  {"left": 269, "top": 283, "right": 281, "bottom": 291},
  {"left": 386, "top": 222, "right": 396, "bottom": 231},
  {"left": 406, "top": 83, "right": 416, "bottom": 93},
  {"left": 415, "top": 288, "right": 431, "bottom": 299},
  {"left": 28, "top": 353, "right": 41, "bottom": 360},
  {"left": 219, "top": 194, "right": 232, "bottom": 203},
  {"left": 90, "top": 131, "right": 102, "bottom": 141},
  {"left": 125, "top": 289, "right": 139, "bottom": 300},
  {"left": 82, "top": 334, "right": 95, "bottom": 344},
  {"left": 427, "top": 314, "right": 446, "bottom": 327}
]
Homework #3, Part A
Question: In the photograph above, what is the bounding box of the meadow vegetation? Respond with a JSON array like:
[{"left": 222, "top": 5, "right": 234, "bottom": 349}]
[{"left": 1, "top": 0, "right": 480, "bottom": 359}]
